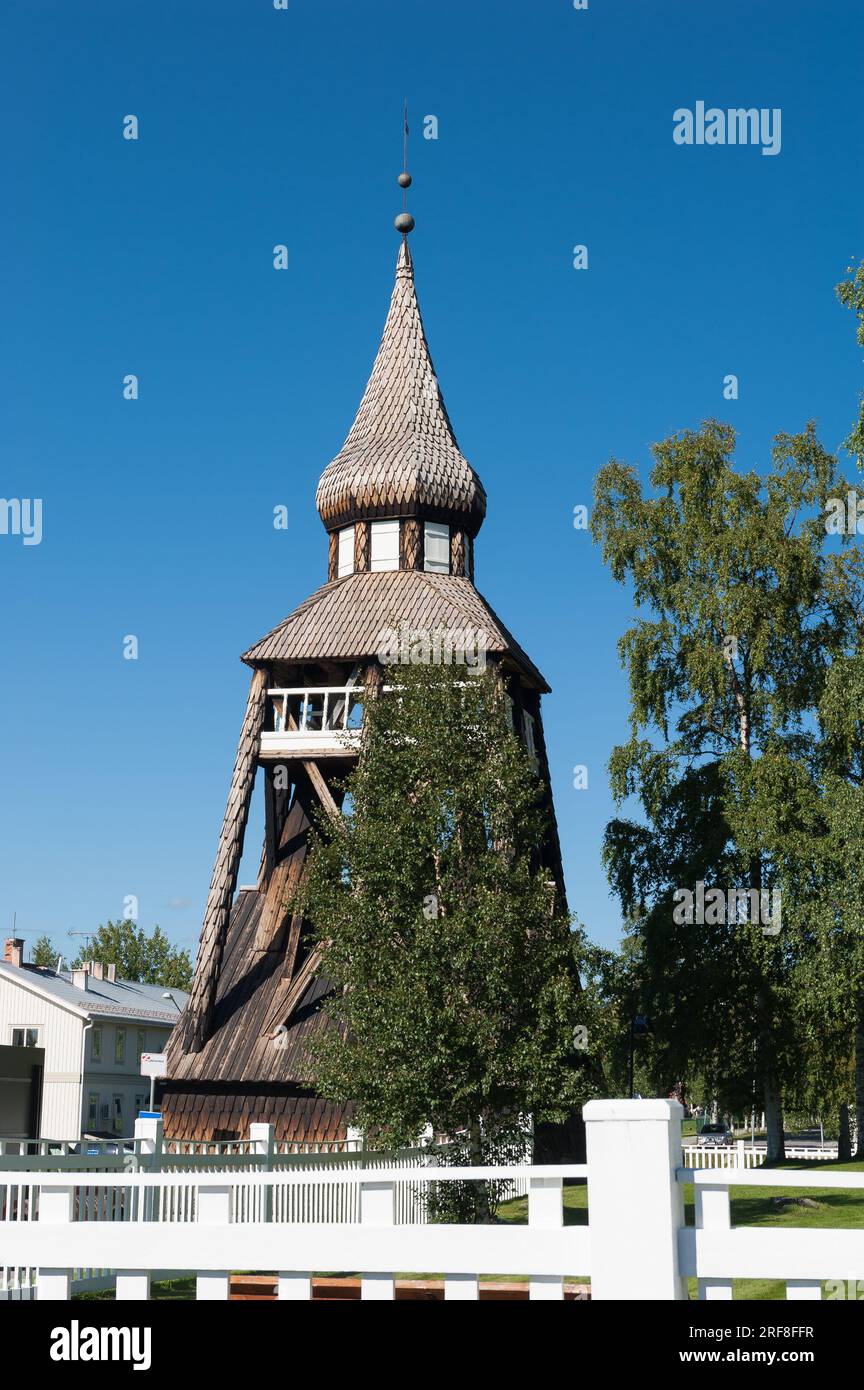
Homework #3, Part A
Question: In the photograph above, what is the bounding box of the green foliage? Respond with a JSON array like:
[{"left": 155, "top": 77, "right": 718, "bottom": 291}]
[
  {"left": 31, "top": 933, "right": 59, "bottom": 968},
  {"left": 289, "top": 662, "right": 592, "bottom": 1165},
  {"left": 591, "top": 419, "right": 845, "bottom": 1138},
  {"left": 836, "top": 259, "right": 864, "bottom": 465},
  {"left": 72, "top": 920, "right": 192, "bottom": 989}
]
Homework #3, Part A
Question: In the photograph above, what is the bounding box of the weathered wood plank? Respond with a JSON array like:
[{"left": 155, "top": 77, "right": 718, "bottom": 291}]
[{"left": 174, "top": 669, "right": 268, "bottom": 1055}]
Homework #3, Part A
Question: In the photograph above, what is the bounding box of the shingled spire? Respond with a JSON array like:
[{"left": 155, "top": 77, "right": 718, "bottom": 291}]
[{"left": 315, "top": 239, "right": 487, "bottom": 537}]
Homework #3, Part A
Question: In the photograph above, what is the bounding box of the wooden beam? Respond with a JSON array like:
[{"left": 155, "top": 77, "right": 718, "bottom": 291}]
[
  {"left": 177, "top": 668, "right": 268, "bottom": 1054},
  {"left": 254, "top": 786, "right": 314, "bottom": 952},
  {"left": 264, "top": 943, "right": 324, "bottom": 1037},
  {"left": 302, "top": 759, "right": 340, "bottom": 822},
  {"left": 281, "top": 912, "right": 304, "bottom": 983}
]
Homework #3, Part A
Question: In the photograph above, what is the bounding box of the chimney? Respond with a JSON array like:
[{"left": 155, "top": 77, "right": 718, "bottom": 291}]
[
  {"left": 106, "top": 963, "right": 117, "bottom": 983},
  {"left": 3, "top": 938, "right": 24, "bottom": 968},
  {"left": 90, "top": 960, "right": 104, "bottom": 981},
  {"left": 71, "top": 964, "right": 90, "bottom": 992}
]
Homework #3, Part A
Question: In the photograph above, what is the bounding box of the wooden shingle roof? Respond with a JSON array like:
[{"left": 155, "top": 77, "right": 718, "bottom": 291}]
[
  {"left": 315, "top": 240, "right": 487, "bottom": 535},
  {"left": 241, "top": 569, "right": 549, "bottom": 690},
  {"left": 166, "top": 889, "right": 333, "bottom": 1088}
]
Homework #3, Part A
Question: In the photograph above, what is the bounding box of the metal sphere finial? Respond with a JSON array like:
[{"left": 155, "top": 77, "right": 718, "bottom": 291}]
[{"left": 396, "top": 100, "right": 414, "bottom": 234}]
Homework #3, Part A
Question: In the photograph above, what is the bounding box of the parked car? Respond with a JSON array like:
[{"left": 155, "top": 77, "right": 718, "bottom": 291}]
[{"left": 697, "top": 1122, "right": 732, "bottom": 1147}]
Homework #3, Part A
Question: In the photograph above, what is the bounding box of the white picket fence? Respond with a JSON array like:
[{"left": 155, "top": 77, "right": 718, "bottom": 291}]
[
  {"left": 2, "top": 1101, "right": 862, "bottom": 1301},
  {"left": 0, "top": 1117, "right": 529, "bottom": 1299},
  {"left": 684, "top": 1142, "right": 839, "bottom": 1170}
]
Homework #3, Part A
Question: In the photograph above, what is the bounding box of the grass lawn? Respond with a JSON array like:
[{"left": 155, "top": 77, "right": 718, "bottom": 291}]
[{"left": 75, "top": 1277, "right": 196, "bottom": 1301}]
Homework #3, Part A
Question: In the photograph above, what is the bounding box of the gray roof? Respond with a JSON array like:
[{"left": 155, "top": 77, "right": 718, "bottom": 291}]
[
  {"left": 0, "top": 962, "right": 187, "bottom": 1025},
  {"left": 315, "top": 240, "right": 487, "bottom": 535}
]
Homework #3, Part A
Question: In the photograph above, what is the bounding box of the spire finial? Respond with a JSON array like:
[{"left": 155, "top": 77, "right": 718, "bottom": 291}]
[{"left": 395, "top": 98, "right": 415, "bottom": 235}]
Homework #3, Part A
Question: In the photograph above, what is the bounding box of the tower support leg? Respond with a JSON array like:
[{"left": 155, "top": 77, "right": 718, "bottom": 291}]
[{"left": 180, "top": 667, "right": 268, "bottom": 1052}]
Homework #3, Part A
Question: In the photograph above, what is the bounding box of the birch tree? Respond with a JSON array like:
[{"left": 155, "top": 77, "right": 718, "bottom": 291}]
[
  {"left": 592, "top": 419, "right": 840, "bottom": 1160},
  {"left": 289, "top": 662, "right": 592, "bottom": 1200}
]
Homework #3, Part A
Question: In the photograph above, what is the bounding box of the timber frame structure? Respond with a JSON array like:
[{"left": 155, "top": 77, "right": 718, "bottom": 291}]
[{"left": 163, "top": 222, "right": 571, "bottom": 1146}]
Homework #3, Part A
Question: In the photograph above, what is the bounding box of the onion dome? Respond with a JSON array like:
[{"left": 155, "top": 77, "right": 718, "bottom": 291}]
[{"left": 315, "top": 239, "right": 486, "bottom": 537}]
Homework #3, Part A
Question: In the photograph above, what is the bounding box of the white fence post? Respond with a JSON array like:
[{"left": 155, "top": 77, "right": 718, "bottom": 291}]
[
  {"left": 250, "top": 1122, "right": 275, "bottom": 1223},
  {"left": 196, "top": 1185, "right": 232, "bottom": 1301},
  {"left": 528, "top": 1176, "right": 565, "bottom": 1300},
  {"left": 736, "top": 1139, "right": 745, "bottom": 1169},
  {"left": 134, "top": 1112, "right": 163, "bottom": 1223},
  {"left": 787, "top": 1280, "right": 822, "bottom": 1300},
  {"left": 116, "top": 1270, "right": 151, "bottom": 1300},
  {"left": 695, "top": 1183, "right": 732, "bottom": 1300},
  {"left": 444, "top": 1273, "right": 479, "bottom": 1300},
  {"left": 37, "top": 1185, "right": 74, "bottom": 1300},
  {"left": 360, "top": 1181, "right": 395, "bottom": 1300},
  {"left": 345, "top": 1124, "right": 363, "bottom": 1153},
  {"left": 278, "top": 1273, "right": 313, "bottom": 1300},
  {"left": 584, "top": 1098, "right": 687, "bottom": 1300},
  {"left": 134, "top": 1112, "right": 164, "bottom": 1160}
]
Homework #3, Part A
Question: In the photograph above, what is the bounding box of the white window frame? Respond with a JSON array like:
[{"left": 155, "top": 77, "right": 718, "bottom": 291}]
[
  {"left": 91, "top": 1026, "right": 102, "bottom": 1062},
  {"left": 11, "top": 1026, "right": 39, "bottom": 1047},
  {"left": 337, "top": 525, "right": 355, "bottom": 578},
  {"left": 424, "top": 521, "right": 450, "bottom": 574},
  {"left": 370, "top": 520, "right": 400, "bottom": 572},
  {"left": 523, "top": 711, "right": 537, "bottom": 759},
  {"left": 114, "top": 1027, "right": 126, "bottom": 1065}
]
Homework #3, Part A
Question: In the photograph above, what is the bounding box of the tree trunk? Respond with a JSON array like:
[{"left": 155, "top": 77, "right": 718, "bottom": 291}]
[
  {"left": 763, "top": 1070, "right": 785, "bottom": 1164},
  {"left": 838, "top": 1102, "right": 853, "bottom": 1162},
  {"left": 855, "top": 1011, "right": 864, "bottom": 1159},
  {"left": 468, "top": 1121, "right": 492, "bottom": 1224},
  {"left": 756, "top": 979, "right": 785, "bottom": 1163}
]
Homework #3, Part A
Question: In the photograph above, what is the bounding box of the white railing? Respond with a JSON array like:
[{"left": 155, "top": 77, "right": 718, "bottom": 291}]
[
  {"left": 0, "top": 1264, "right": 36, "bottom": 1300},
  {"left": 684, "top": 1142, "right": 840, "bottom": 1169},
  {"left": 682, "top": 1166, "right": 864, "bottom": 1301},
  {"left": 4, "top": 1102, "right": 863, "bottom": 1301},
  {"left": 0, "top": 1123, "right": 463, "bottom": 1295},
  {"left": 261, "top": 683, "right": 361, "bottom": 750},
  {"left": 148, "top": 1145, "right": 442, "bottom": 1226},
  {"left": 0, "top": 1139, "right": 99, "bottom": 1158},
  {"left": 0, "top": 1165, "right": 584, "bottom": 1301}
]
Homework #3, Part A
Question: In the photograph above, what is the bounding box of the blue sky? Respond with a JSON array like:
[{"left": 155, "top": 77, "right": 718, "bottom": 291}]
[{"left": 1, "top": 0, "right": 862, "bottom": 959}]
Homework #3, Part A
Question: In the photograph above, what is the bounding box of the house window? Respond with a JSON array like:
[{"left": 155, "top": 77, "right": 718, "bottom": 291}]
[
  {"left": 424, "top": 521, "right": 450, "bottom": 574},
  {"left": 113, "top": 1094, "right": 124, "bottom": 1135},
  {"left": 91, "top": 1026, "right": 102, "bottom": 1062},
  {"left": 11, "top": 1027, "right": 39, "bottom": 1047},
  {"left": 115, "top": 1028, "right": 126, "bottom": 1065},
  {"left": 87, "top": 1092, "right": 99, "bottom": 1128},
  {"left": 337, "top": 525, "right": 355, "bottom": 578},
  {"left": 136, "top": 1029, "right": 146, "bottom": 1062},
  {"left": 370, "top": 520, "right": 400, "bottom": 571},
  {"left": 522, "top": 711, "right": 537, "bottom": 759}
]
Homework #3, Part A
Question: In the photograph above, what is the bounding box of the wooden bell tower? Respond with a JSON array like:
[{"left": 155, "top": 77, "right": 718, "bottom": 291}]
[{"left": 163, "top": 185, "right": 568, "bottom": 1145}]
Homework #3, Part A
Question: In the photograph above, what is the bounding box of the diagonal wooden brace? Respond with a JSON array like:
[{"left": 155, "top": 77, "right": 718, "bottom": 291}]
[{"left": 178, "top": 668, "right": 268, "bottom": 1053}]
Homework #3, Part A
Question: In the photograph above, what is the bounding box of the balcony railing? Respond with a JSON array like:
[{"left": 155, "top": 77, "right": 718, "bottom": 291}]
[{"left": 260, "top": 687, "right": 364, "bottom": 756}]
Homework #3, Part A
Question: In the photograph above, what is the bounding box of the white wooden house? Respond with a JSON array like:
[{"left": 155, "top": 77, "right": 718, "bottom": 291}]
[{"left": 0, "top": 938, "right": 186, "bottom": 1141}]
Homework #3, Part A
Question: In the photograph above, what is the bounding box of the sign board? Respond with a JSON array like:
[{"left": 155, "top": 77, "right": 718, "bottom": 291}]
[{"left": 140, "top": 1052, "right": 167, "bottom": 1079}]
